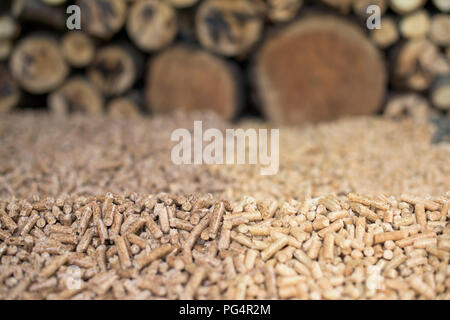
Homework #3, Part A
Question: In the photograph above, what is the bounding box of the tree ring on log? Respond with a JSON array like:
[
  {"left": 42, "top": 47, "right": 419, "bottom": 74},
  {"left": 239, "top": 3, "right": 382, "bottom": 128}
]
[
  {"left": 254, "top": 15, "right": 387, "bottom": 124},
  {"left": 146, "top": 46, "right": 240, "bottom": 120},
  {"left": 127, "top": 0, "right": 178, "bottom": 52},
  {"left": 10, "top": 35, "right": 68, "bottom": 94},
  {"left": 196, "top": 0, "right": 264, "bottom": 57}
]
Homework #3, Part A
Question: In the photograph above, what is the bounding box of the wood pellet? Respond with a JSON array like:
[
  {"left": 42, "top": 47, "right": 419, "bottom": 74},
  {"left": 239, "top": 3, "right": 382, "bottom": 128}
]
[{"left": 0, "top": 192, "right": 447, "bottom": 300}]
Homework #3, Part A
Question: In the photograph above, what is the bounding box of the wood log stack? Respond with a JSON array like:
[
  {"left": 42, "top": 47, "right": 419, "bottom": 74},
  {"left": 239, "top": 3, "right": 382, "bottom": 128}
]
[{"left": 0, "top": 0, "right": 448, "bottom": 122}]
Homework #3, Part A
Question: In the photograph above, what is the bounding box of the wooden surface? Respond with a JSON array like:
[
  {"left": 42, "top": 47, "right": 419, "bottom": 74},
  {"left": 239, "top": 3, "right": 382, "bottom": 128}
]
[
  {"left": 0, "top": 0, "right": 448, "bottom": 120},
  {"left": 10, "top": 35, "right": 68, "bottom": 94},
  {"left": 147, "top": 46, "right": 240, "bottom": 120},
  {"left": 254, "top": 16, "right": 387, "bottom": 124}
]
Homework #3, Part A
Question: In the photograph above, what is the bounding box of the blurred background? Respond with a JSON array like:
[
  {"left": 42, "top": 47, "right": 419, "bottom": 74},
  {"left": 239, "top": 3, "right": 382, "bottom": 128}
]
[{"left": 0, "top": 0, "right": 449, "bottom": 125}]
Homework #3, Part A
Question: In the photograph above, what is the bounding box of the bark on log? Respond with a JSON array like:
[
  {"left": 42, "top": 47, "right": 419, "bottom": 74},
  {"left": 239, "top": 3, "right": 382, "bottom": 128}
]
[
  {"left": 430, "top": 14, "right": 450, "bottom": 46},
  {"left": 196, "top": 0, "right": 264, "bottom": 57},
  {"left": 430, "top": 75, "right": 450, "bottom": 111},
  {"left": 61, "top": 31, "right": 96, "bottom": 68},
  {"left": 48, "top": 77, "right": 104, "bottom": 115},
  {"left": 0, "top": 64, "right": 19, "bottom": 113},
  {"left": 146, "top": 46, "right": 241, "bottom": 120},
  {"left": 10, "top": 35, "right": 69, "bottom": 94},
  {"left": 77, "top": 0, "right": 127, "bottom": 40},
  {"left": 370, "top": 16, "right": 399, "bottom": 48},
  {"left": 254, "top": 15, "right": 387, "bottom": 124},
  {"left": 12, "top": 0, "right": 66, "bottom": 30},
  {"left": 126, "top": 0, "right": 178, "bottom": 52},
  {"left": 87, "top": 45, "right": 142, "bottom": 97}
]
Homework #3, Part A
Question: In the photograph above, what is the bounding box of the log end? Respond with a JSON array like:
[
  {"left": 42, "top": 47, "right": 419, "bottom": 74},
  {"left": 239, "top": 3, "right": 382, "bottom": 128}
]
[
  {"left": 146, "top": 46, "right": 240, "bottom": 120},
  {"left": 254, "top": 15, "right": 387, "bottom": 124}
]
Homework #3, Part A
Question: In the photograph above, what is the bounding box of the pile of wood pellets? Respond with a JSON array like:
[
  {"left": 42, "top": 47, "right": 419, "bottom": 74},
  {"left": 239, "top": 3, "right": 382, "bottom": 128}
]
[{"left": 0, "top": 112, "right": 449, "bottom": 300}]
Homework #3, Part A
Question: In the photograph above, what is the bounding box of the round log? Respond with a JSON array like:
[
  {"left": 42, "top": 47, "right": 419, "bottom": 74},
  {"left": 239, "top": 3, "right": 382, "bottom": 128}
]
[
  {"left": 254, "top": 15, "right": 387, "bottom": 124},
  {"left": 0, "top": 15, "right": 19, "bottom": 40},
  {"left": 370, "top": 17, "right": 399, "bottom": 48},
  {"left": 146, "top": 46, "right": 241, "bottom": 120},
  {"left": 77, "top": 0, "right": 127, "bottom": 40},
  {"left": 10, "top": 35, "right": 69, "bottom": 94},
  {"left": 0, "top": 40, "right": 12, "bottom": 61},
  {"left": 0, "top": 65, "right": 20, "bottom": 113},
  {"left": 392, "top": 39, "right": 449, "bottom": 91},
  {"left": 266, "top": 0, "right": 303, "bottom": 23},
  {"left": 352, "top": 0, "right": 387, "bottom": 19},
  {"left": 48, "top": 77, "right": 104, "bottom": 115},
  {"left": 196, "top": 0, "right": 264, "bottom": 57},
  {"left": 126, "top": 0, "right": 178, "bottom": 52},
  {"left": 107, "top": 92, "right": 142, "bottom": 119},
  {"left": 12, "top": 0, "right": 66, "bottom": 30},
  {"left": 389, "top": 0, "right": 426, "bottom": 15},
  {"left": 87, "top": 45, "right": 141, "bottom": 97},
  {"left": 61, "top": 31, "right": 96, "bottom": 68},
  {"left": 399, "top": 10, "right": 430, "bottom": 39},
  {"left": 384, "top": 93, "right": 431, "bottom": 124},
  {"left": 432, "top": 0, "right": 450, "bottom": 12},
  {"left": 430, "top": 75, "right": 450, "bottom": 111},
  {"left": 430, "top": 14, "right": 450, "bottom": 46}
]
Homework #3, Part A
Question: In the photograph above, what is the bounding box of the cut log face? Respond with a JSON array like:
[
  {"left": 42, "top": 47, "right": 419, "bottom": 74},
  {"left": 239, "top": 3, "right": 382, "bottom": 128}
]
[
  {"left": 266, "top": 0, "right": 303, "bottom": 23},
  {"left": 432, "top": 0, "right": 450, "bottom": 12},
  {"left": 77, "top": 0, "right": 127, "bottom": 40},
  {"left": 370, "top": 17, "right": 399, "bottom": 48},
  {"left": 196, "top": 0, "right": 264, "bottom": 57},
  {"left": 254, "top": 16, "right": 386, "bottom": 124},
  {"left": 127, "top": 0, "right": 178, "bottom": 52},
  {"left": 108, "top": 96, "right": 141, "bottom": 119},
  {"left": 430, "top": 14, "right": 450, "bottom": 46},
  {"left": 0, "top": 15, "right": 19, "bottom": 40},
  {"left": 88, "top": 46, "right": 137, "bottom": 97},
  {"left": 0, "top": 40, "right": 12, "bottom": 61},
  {"left": 389, "top": 0, "right": 426, "bottom": 15},
  {"left": 48, "top": 77, "right": 104, "bottom": 115},
  {"left": 10, "top": 36, "right": 69, "bottom": 94},
  {"left": 431, "top": 75, "right": 450, "bottom": 111},
  {"left": 146, "top": 46, "right": 239, "bottom": 120},
  {"left": 0, "top": 65, "right": 19, "bottom": 113},
  {"left": 384, "top": 93, "right": 431, "bottom": 124},
  {"left": 399, "top": 10, "right": 430, "bottom": 39},
  {"left": 62, "top": 31, "right": 95, "bottom": 68},
  {"left": 393, "top": 39, "right": 450, "bottom": 91}
]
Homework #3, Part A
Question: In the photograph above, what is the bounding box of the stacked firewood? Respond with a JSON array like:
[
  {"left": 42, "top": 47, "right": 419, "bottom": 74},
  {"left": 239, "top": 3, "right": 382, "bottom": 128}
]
[{"left": 0, "top": 0, "right": 449, "bottom": 123}]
